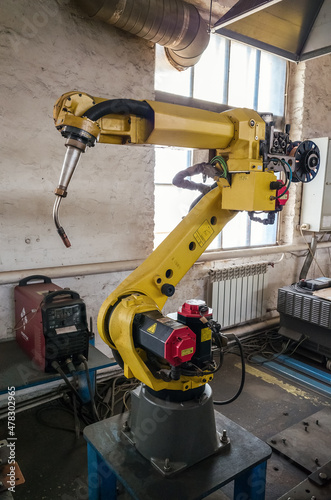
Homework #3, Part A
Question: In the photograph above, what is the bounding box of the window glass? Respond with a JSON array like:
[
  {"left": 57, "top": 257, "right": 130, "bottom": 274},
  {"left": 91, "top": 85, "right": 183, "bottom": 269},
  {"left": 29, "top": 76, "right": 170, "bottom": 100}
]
[
  {"left": 154, "top": 148, "right": 196, "bottom": 248},
  {"left": 154, "top": 185, "right": 197, "bottom": 248},
  {"left": 221, "top": 212, "right": 251, "bottom": 249},
  {"left": 250, "top": 215, "right": 278, "bottom": 246},
  {"left": 193, "top": 35, "right": 228, "bottom": 104},
  {"left": 155, "top": 147, "right": 190, "bottom": 184},
  {"left": 154, "top": 44, "right": 192, "bottom": 97},
  {"left": 228, "top": 41, "right": 258, "bottom": 109},
  {"left": 258, "top": 51, "right": 286, "bottom": 116}
]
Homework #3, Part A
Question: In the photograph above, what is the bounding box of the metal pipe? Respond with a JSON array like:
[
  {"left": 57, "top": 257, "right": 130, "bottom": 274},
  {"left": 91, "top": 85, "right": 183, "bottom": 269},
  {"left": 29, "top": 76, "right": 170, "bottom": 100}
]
[
  {"left": 299, "top": 233, "right": 317, "bottom": 280},
  {"left": 224, "top": 316, "right": 280, "bottom": 339},
  {"left": 2, "top": 242, "right": 331, "bottom": 285},
  {"left": 197, "top": 241, "right": 331, "bottom": 264},
  {"left": 78, "top": 0, "right": 210, "bottom": 70}
]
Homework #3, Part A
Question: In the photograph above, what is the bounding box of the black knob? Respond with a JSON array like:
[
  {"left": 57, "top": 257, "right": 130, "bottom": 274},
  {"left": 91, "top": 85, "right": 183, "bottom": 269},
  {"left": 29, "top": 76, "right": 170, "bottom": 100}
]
[
  {"left": 161, "top": 284, "right": 175, "bottom": 297},
  {"left": 270, "top": 181, "right": 283, "bottom": 190}
]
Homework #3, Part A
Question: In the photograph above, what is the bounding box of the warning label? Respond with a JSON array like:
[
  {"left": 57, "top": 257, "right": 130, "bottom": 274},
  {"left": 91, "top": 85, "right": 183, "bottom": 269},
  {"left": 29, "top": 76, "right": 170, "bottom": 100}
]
[
  {"left": 147, "top": 323, "right": 157, "bottom": 334},
  {"left": 201, "top": 327, "right": 212, "bottom": 342},
  {"left": 181, "top": 347, "right": 194, "bottom": 357},
  {"left": 194, "top": 220, "right": 214, "bottom": 247}
]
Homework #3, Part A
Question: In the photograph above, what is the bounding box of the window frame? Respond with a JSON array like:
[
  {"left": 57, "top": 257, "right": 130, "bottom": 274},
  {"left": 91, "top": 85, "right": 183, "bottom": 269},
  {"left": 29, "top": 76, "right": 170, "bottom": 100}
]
[{"left": 154, "top": 35, "right": 287, "bottom": 252}]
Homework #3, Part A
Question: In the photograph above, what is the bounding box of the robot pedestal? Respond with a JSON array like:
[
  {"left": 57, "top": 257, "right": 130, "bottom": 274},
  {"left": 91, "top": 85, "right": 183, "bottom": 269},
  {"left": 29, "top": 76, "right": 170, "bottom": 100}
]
[
  {"left": 84, "top": 408, "right": 271, "bottom": 500},
  {"left": 123, "top": 384, "right": 230, "bottom": 476}
]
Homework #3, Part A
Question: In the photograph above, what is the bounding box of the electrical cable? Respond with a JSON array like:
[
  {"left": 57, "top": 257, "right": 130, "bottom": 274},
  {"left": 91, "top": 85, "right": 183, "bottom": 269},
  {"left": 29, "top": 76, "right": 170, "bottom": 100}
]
[
  {"left": 72, "top": 394, "right": 80, "bottom": 439},
  {"left": 96, "top": 375, "right": 139, "bottom": 418},
  {"left": 65, "top": 358, "right": 82, "bottom": 438},
  {"left": 213, "top": 334, "right": 245, "bottom": 405},
  {"left": 121, "top": 390, "right": 131, "bottom": 413},
  {"left": 51, "top": 361, "right": 83, "bottom": 403},
  {"left": 78, "top": 355, "right": 100, "bottom": 422},
  {"left": 269, "top": 157, "right": 292, "bottom": 199},
  {"left": 210, "top": 155, "right": 228, "bottom": 178},
  {"left": 36, "top": 404, "right": 83, "bottom": 435},
  {"left": 247, "top": 338, "right": 291, "bottom": 364},
  {"left": 230, "top": 327, "right": 309, "bottom": 366}
]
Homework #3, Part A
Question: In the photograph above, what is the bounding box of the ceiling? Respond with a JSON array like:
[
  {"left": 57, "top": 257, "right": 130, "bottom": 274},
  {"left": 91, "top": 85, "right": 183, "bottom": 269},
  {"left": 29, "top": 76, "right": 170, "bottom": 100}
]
[{"left": 188, "top": 0, "right": 331, "bottom": 61}]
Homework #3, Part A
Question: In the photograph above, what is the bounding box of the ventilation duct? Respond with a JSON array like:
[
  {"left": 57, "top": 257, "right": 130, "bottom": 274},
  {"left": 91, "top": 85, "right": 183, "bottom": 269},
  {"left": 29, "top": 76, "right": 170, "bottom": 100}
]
[{"left": 79, "top": 0, "right": 210, "bottom": 70}]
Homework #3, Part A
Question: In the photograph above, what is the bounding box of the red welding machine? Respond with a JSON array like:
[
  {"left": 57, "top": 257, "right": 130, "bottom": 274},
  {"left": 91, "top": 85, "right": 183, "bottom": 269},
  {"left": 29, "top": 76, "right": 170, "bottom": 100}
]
[{"left": 15, "top": 275, "right": 90, "bottom": 372}]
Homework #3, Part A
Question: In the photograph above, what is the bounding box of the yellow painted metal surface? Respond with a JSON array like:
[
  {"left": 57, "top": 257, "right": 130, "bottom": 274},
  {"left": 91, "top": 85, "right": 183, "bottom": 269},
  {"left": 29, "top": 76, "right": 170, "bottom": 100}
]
[
  {"left": 98, "top": 186, "right": 238, "bottom": 389},
  {"left": 222, "top": 170, "right": 277, "bottom": 211},
  {"left": 216, "top": 108, "right": 266, "bottom": 172},
  {"left": 145, "top": 100, "right": 234, "bottom": 149},
  {"left": 53, "top": 91, "right": 153, "bottom": 145},
  {"left": 107, "top": 293, "right": 214, "bottom": 391},
  {"left": 54, "top": 91, "right": 280, "bottom": 392}
]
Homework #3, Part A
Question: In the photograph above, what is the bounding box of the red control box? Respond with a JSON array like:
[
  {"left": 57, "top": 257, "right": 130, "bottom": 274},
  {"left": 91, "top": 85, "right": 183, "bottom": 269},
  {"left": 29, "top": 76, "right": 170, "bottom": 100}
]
[{"left": 15, "top": 275, "right": 89, "bottom": 372}]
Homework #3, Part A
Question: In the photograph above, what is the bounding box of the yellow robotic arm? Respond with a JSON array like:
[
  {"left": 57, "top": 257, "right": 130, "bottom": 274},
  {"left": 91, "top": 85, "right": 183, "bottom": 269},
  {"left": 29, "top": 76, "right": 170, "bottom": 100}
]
[{"left": 52, "top": 91, "right": 319, "bottom": 393}]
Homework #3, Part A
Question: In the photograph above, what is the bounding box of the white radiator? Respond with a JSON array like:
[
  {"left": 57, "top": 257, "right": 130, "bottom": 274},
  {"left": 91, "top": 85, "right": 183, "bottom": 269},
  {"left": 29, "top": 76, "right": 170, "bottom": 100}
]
[{"left": 210, "top": 263, "right": 268, "bottom": 329}]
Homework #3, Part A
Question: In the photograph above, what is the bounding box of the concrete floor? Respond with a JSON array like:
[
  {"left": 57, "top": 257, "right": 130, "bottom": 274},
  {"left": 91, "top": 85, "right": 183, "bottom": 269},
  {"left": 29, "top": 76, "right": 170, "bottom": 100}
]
[{"left": 1, "top": 352, "right": 330, "bottom": 500}]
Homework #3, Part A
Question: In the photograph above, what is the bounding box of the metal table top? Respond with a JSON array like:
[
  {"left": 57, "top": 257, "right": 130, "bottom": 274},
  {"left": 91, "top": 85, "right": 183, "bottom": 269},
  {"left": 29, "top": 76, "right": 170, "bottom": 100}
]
[
  {"left": 0, "top": 340, "right": 114, "bottom": 394},
  {"left": 84, "top": 410, "right": 272, "bottom": 500}
]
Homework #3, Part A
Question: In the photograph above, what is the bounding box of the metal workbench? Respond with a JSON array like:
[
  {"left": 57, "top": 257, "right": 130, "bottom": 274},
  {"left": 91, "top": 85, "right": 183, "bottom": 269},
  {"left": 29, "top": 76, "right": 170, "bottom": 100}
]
[
  {"left": 84, "top": 410, "right": 272, "bottom": 500},
  {"left": 0, "top": 340, "right": 115, "bottom": 395}
]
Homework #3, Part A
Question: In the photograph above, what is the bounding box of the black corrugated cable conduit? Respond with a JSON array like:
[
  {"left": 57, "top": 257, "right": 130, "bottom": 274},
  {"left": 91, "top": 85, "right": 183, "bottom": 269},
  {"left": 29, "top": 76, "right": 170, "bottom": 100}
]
[
  {"left": 78, "top": 0, "right": 210, "bottom": 70},
  {"left": 83, "top": 99, "right": 154, "bottom": 122}
]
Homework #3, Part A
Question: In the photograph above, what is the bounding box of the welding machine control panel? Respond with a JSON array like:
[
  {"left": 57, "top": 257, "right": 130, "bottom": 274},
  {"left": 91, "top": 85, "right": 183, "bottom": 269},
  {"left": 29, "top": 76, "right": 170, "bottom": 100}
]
[{"left": 47, "top": 304, "right": 84, "bottom": 332}]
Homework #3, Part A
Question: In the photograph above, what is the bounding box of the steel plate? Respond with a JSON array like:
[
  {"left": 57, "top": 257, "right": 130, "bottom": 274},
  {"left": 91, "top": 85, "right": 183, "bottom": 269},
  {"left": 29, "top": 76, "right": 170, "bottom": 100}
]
[
  {"left": 267, "top": 408, "right": 331, "bottom": 472},
  {"left": 278, "top": 460, "right": 331, "bottom": 500}
]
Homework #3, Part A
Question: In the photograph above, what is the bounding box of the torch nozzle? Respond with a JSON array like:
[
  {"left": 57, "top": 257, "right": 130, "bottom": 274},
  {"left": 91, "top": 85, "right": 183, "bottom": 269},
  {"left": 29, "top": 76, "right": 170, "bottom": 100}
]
[
  {"left": 57, "top": 226, "right": 71, "bottom": 248},
  {"left": 53, "top": 195, "right": 71, "bottom": 248}
]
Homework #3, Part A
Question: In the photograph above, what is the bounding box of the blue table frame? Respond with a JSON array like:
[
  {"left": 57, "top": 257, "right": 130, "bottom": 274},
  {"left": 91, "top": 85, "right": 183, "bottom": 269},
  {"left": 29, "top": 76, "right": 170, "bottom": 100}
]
[{"left": 84, "top": 411, "right": 271, "bottom": 500}]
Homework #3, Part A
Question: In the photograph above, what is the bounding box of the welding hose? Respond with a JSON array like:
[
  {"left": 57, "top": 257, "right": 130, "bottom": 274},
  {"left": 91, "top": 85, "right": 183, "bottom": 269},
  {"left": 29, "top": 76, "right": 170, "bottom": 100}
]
[
  {"left": 65, "top": 358, "right": 81, "bottom": 438},
  {"left": 213, "top": 334, "right": 246, "bottom": 406},
  {"left": 51, "top": 361, "right": 83, "bottom": 403},
  {"left": 78, "top": 355, "right": 100, "bottom": 422},
  {"left": 83, "top": 99, "right": 154, "bottom": 122},
  {"left": 172, "top": 162, "right": 218, "bottom": 194}
]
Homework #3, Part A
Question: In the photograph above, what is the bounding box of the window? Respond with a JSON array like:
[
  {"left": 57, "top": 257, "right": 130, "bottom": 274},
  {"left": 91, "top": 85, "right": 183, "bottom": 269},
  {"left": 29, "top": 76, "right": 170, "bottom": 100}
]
[
  {"left": 154, "top": 148, "right": 195, "bottom": 248},
  {"left": 154, "top": 34, "right": 286, "bottom": 250}
]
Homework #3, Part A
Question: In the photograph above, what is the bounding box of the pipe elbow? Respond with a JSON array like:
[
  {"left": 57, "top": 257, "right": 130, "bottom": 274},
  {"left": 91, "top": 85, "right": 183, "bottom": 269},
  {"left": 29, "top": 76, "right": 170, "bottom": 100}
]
[
  {"left": 78, "top": 0, "right": 210, "bottom": 70},
  {"left": 165, "top": 15, "right": 209, "bottom": 70}
]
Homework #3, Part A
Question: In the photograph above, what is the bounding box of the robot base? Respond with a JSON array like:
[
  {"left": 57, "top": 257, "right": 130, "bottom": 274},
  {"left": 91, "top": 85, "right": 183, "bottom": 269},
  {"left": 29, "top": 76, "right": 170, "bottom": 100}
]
[{"left": 122, "top": 384, "right": 230, "bottom": 476}]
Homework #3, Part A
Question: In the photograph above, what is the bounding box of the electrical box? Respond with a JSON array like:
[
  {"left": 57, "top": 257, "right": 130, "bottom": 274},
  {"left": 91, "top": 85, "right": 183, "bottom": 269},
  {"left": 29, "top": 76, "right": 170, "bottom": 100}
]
[
  {"left": 300, "top": 137, "right": 331, "bottom": 231},
  {"left": 15, "top": 275, "right": 89, "bottom": 372}
]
